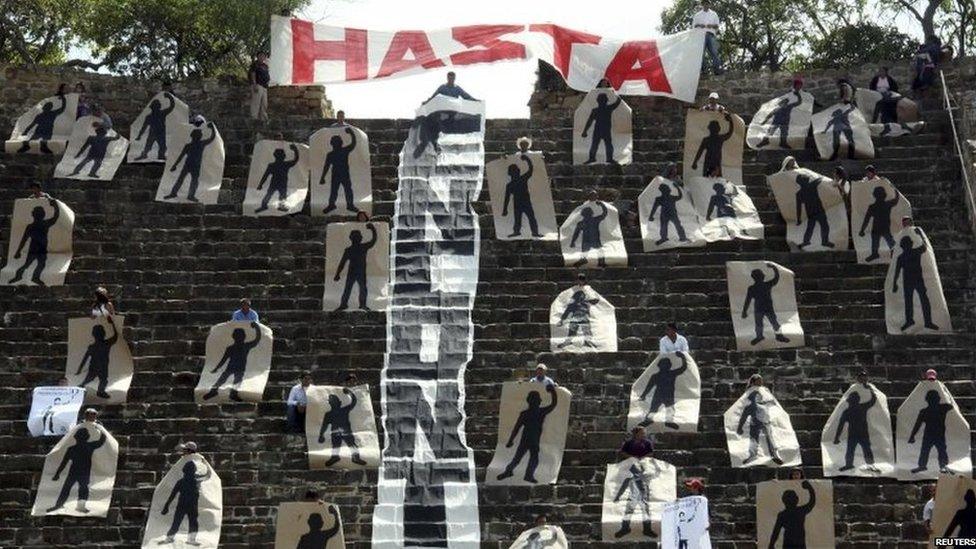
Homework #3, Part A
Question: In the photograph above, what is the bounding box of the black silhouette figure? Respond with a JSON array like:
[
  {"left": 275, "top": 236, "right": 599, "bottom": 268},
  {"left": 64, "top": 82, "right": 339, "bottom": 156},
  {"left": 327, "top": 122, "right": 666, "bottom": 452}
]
[
  {"left": 70, "top": 126, "right": 122, "bottom": 178},
  {"left": 757, "top": 91, "right": 803, "bottom": 148},
  {"left": 648, "top": 183, "right": 688, "bottom": 245},
  {"left": 296, "top": 507, "right": 341, "bottom": 549},
  {"left": 768, "top": 480, "right": 816, "bottom": 548},
  {"left": 705, "top": 182, "right": 739, "bottom": 221},
  {"left": 160, "top": 460, "right": 212, "bottom": 545},
  {"left": 41, "top": 398, "right": 61, "bottom": 435},
  {"left": 794, "top": 174, "right": 834, "bottom": 249},
  {"left": 521, "top": 529, "right": 558, "bottom": 549},
  {"left": 202, "top": 321, "right": 261, "bottom": 402},
  {"left": 674, "top": 504, "right": 701, "bottom": 549},
  {"left": 857, "top": 186, "right": 900, "bottom": 262},
  {"left": 943, "top": 489, "right": 976, "bottom": 538},
  {"left": 638, "top": 353, "right": 689, "bottom": 429},
  {"left": 18, "top": 96, "right": 67, "bottom": 154},
  {"left": 907, "top": 389, "right": 953, "bottom": 474},
  {"left": 496, "top": 384, "right": 558, "bottom": 483},
  {"left": 320, "top": 128, "right": 358, "bottom": 214},
  {"left": 255, "top": 144, "right": 300, "bottom": 213},
  {"left": 556, "top": 289, "right": 601, "bottom": 349},
  {"left": 736, "top": 390, "right": 784, "bottom": 465},
  {"left": 46, "top": 426, "right": 106, "bottom": 513},
  {"left": 871, "top": 91, "right": 901, "bottom": 124},
  {"left": 317, "top": 387, "right": 367, "bottom": 466},
  {"left": 832, "top": 385, "right": 879, "bottom": 472},
  {"left": 581, "top": 93, "right": 623, "bottom": 164},
  {"left": 741, "top": 264, "right": 791, "bottom": 346},
  {"left": 135, "top": 93, "right": 177, "bottom": 161},
  {"left": 892, "top": 229, "right": 940, "bottom": 331},
  {"left": 9, "top": 198, "right": 60, "bottom": 286},
  {"left": 569, "top": 202, "right": 609, "bottom": 267},
  {"left": 410, "top": 110, "right": 483, "bottom": 158},
  {"left": 824, "top": 106, "right": 857, "bottom": 161},
  {"left": 502, "top": 154, "right": 542, "bottom": 237},
  {"left": 76, "top": 317, "right": 119, "bottom": 399},
  {"left": 164, "top": 123, "right": 217, "bottom": 202},
  {"left": 691, "top": 113, "right": 734, "bottom": 176},
  {"left": 334, "top": 223, "right": 378, "bottom": 311},
  {"left": 612, "top": 462, "right": 656, "bottom": 539}
]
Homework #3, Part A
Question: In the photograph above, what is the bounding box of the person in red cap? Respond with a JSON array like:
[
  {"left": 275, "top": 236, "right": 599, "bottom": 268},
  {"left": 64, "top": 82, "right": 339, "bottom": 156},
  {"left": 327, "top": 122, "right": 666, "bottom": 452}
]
[{"left": 684, "top": 477, "right": 705, "bottom": 495}]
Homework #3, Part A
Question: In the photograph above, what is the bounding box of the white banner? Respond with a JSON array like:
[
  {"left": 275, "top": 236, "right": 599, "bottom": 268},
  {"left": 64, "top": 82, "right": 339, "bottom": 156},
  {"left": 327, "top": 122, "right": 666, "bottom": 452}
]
[
  {"left": 27, "top": 386, "right": 85, "bottom": 437},
  {"left": 270, "top": 17, "right": 705, "bottom": 102},
  {"left": 660, "top": 496, "right": 711, "bottom": 549},
  {"left": 54, "top": 116, "right": 129, "bottom": 181}
]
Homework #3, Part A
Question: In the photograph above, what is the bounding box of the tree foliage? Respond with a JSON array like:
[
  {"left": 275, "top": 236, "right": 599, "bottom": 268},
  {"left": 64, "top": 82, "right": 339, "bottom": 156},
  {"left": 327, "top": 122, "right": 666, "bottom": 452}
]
[
  {"left": 805, "top": 23, "right": 918, "bottom": 69},
  {"left": 0, "top": 0, "right": 80, "bottom": 65},
  {"left": 71, "top": 0, "right": 309, "bottom": 79},
  {"left": 660, "top": 0, "right": 972, "bottom": 72}
]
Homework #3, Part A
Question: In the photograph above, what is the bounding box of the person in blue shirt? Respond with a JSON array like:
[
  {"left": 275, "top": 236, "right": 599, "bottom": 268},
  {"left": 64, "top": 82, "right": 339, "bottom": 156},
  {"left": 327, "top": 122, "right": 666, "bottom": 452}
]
[
  {"left": 231, "top": 298, "right": 259, "bottom": 322},
  {"left": 423, "top": 72, "right": 478, "bottom": 103}
]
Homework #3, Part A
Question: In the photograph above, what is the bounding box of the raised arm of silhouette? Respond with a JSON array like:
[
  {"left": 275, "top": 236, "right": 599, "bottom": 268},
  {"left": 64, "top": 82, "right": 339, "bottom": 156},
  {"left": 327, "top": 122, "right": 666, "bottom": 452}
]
[
  {"left": 541, "top": 384, "right": 558, "bottom": 416},
  {"left": 44, "top": 199, "right": 60, "bottom": 228},
  {"left": 342, "top": 387, "right": 358, "bottom": 412},
  {"left": 673, "top": 352, "right": 689, "bottom": 377},
  {"left": 285, "top": 143, "right": 301, "bottom": 169},
  {"left": 364, "top": 223, "right": 378, "bottom": 251},
  {"left": 798, "top": 480, "right": 816, "bottom": 512},
  {"left": 244, "top": 321, "right": 262, "bottom": 351},
  {"left": 864, "top": 387, "right": 877, "bottom": 409},
  {"left": 104, "top": 316, "right": 119, "bottom": 346},
  {"left": 343, "top": 128, "right": 357, "bottom": 152},
  {"left": 202, "top": 123, "right": 217, "bottom": 147},
  {"left": 612, "top": 476, "right": 632, "bottom": 502},
  {"left": 767, "top": 264, "right": 781, "bottom": 287},
  {"left": 521, "top": 153, "right": 534, "bottom": 180},
  {"left": 594, "top": 202, "right": 609, "bottom": 223},
  {"left": 162, "top": 94, "right": 176, "bottom": 116},
  {"left": 324, "top": 506, "right": 342, "bottom": 539},
  {"left": 52, "top": 95, "right": 67, "bottom": 117},
  {"left": 609, "top": 96, "right": 623, "bottom": 111},
  {"left": 720, "top": 114, "right": 735, "bottom": 143}
]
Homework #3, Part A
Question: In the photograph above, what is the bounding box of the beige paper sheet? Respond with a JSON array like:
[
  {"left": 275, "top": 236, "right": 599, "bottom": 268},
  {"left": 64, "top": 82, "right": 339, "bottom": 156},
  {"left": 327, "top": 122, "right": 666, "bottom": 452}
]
[
  {"left": 486, "top": 152, "right": 558, "bottom": 240},
  {"left": 627, "top": 352, "right": 701, "bottom": 433},
  {"left": 895, "top": 380, "right": 972, "bottom": 480},
  {"left": 726, "top": 261, "right": 804, "bottom": 351},
  {"left": 638, "top": 176, "right": 706, "bottom": 252},
  {"left": 31, "top": 421, "right": 119, "bottom": 517},
  {"left": 242, "top": 140, "right": 310, "bottom": 216},
  {"left": 767, "top": 167, "right": 850, "bottom": 252},
  {"left": 156, "top": 122, "right": 225, "bottom": 204},
  {"left": 322, "top": 222, "right": 390, "bottom": 312},
  {"left": 65, "top": 315, "right": 134, "bottom": 404},
  {"left": 128, "top": 92, "right": 190, "bottom": 163},
  {"left": 573, "top": 88, "right": 633, "bottom": 165},
  {"left": 306, "top": 384, "right": 380, "bottom": 470},
  {"left": 850, "top": 177, "right": 912, "bottom": 264},
  {"left": 601, "top": 456, "right": 676, "bottom": 541},
  {"left": 747, "top": 90, "right": 814, "bottom": 150},
  {"left": 142, "top": 454, "right": 222, "bottom": 548},
  {"left": 549, "top": 284, "right": 617, "bottom": 353},
  {"left": 309, "top": 125, "right": 372, "bottom": 217},
  {"left": 756, "top": 479, "right": 835, "bottom": 548},
  {"left": 274, "top": 501, "right": 344, "bottom": 549},
  {"left": 683, "top": 110, "right": 745, "bottom": 185},
  {"left": 723, "top": 386, "right": 801, "bottom": 467},
  {"left": 820, "top": 382, "right": 895, "bottom": 478},
  {"left": 1, "top": 198, "right": 75, "bottom": 286},
  {"left": 54, "top": 116, "right": 129, "bottom": 181},
  {"left": 884, "top": 227, "right": 952, "bottom": 335},
  {"left": 812, "top": 103, "right": 875, "bottom": 160},
  {"left": 559, "top": 200, "right": 627, "bottom": 267},
  {"left": 194, "top": 321, "right": 273, "bottom": 403}
]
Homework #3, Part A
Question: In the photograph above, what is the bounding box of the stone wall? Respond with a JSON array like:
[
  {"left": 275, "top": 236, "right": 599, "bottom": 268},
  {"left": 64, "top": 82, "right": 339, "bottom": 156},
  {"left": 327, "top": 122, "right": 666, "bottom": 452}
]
[{"left": 0, "top": 64, "right": 332, "bottom": 137}]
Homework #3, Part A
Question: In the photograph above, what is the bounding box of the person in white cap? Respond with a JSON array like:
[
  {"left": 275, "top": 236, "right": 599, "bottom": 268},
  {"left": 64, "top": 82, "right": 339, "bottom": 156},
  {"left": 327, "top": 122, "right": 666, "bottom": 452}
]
[
  {"left": 529, "top": 364, "right": 555, "bottom": 387},
  {"left": 700, "top": 92, "right": 726, "bottom": 112},
  {"left": 177, "top": 441, "right": 198, "bottom": 455},
  {"left": 83, "top": 408, "right": 99, "bottom": 423},
  {"left": 925, "top": 369, "right": 937, "bottom": 381},
  {"left": 516, "top": 136, "right": 532, "bottom": 154}
]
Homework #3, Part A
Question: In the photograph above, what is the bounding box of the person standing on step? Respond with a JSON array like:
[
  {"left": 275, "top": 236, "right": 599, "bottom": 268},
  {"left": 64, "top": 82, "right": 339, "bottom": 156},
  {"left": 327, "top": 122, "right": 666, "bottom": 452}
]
[
  {"left": 618, "top": 426, "right": 654, "bottom": 460},
  {"left": 922, "top": 483, "right": 937, "bottom": 534},
  {"left": 692, "top": 0, "right": 723, "bottom": 75},
  {"left": 248, "top": 52, "right": 270, "bottom": 121},
  {"left": 29, "top": 182, "right": 52, "bottom": 200},
  {"left": 232, "top": 298, "right": 259, "bottom": 322},
  {"left": 286, "top": 371, "right": 313, "bottom": 433},
  {"left": 659, "top": 322, "right": 690, "bottom": 353},
  {"left": 331, "top": 110, "right": 348, "bottom": 127}
]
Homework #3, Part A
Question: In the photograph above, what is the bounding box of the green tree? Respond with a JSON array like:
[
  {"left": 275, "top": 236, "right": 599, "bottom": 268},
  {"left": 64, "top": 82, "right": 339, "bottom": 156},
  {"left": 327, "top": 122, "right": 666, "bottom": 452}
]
[
  {"left": 72, "top": 0, "right": 309, "bottom": 79},
  {"left": 803, "top": 23, "right": 917, "bottom": 69},
  {"left": 0, "top": 0, "right": 81, "bottom": 65}
]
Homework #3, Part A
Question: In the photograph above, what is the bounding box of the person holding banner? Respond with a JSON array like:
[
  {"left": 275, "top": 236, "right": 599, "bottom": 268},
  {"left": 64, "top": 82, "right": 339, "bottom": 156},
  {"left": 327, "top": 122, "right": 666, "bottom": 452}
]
[
  {"left": 424, "top": 72, "right": 478, "bottom": 103},
  {"left": 692, "top": 1, "right": 723, "bottom": 75}
]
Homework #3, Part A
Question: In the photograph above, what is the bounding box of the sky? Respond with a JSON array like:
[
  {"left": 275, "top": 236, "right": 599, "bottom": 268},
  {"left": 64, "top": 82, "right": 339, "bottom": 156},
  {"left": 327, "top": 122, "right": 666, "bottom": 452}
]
[{"left": 298, "top": 0, "right": 671, "bottom": 119}]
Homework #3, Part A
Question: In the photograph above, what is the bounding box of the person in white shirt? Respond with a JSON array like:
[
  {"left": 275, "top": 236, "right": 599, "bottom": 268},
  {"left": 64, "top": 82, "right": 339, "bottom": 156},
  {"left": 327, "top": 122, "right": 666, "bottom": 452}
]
[
  {"left": 659, "top": 323, "right": 690, "bottom": 353},
  {"left": 692, "top": 0, "right": 723, "bottom": 75},
  {"left": 869, "top": 67, "right": 899, "bottom": 94},
  {"left": 90, "top": 286, "right": 116, "bottom": 318},
  {"left": 331, "top": 110, "right": 348, "bottom": 127},
  {"left": 528, "top": 363, "right": 556, "bottom": 386},
  {"left": 286, "top": 371, "right": 312, "bottom": 433},
  {"left": 922, "top": 483, "right": 936, "bottom": 533}
]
